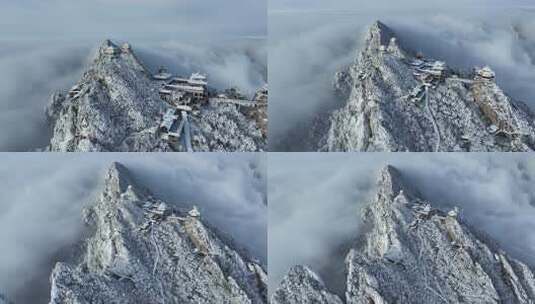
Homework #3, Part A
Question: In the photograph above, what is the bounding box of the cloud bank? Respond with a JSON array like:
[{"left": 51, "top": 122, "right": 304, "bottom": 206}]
[
  {"left": 270, "top": 0, "right": 534, "bottom": 12},
  {"left": 269, "top": 153, "right": 535, "bottom": 295},
  {"left": 0, "top": 153, "right": 266, "bottom": 303},
  {"left": 0, "top": 0, "right": 266, "bottom": 41},
  {"left": 268, "top": 4, "right": 535, "bottom": 150}
]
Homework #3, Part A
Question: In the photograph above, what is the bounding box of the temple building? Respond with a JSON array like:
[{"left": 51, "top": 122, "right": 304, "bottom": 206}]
[{"left": 158, "top": 72, "right": 208, "bottom": 105}]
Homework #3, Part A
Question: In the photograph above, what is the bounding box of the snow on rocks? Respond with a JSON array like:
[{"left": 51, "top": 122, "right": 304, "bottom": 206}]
[
  {"left": 324, "top": 21, "right": 535, "bottom": 152},
  {"left": 271, "top": 266, "right": 343, "bottom": 304},
  {"left": 49, "top": 162, "right": 267, "bottom": 304},
  {"left": 274, "top": 165, "right": 535, "bottom": 304},
  {"left": 45, "top": 40, "right": 265, "bottom": 152}
]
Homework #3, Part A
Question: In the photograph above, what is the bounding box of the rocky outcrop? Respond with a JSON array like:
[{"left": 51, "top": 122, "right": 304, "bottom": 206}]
[
  {"left": 271, "top": 266, "right": 343, "bottom": 304},
  {"left": 247, "top": 85, "right": 268, "bottom": 139},
  {"left": 191, "top": 103, "right": 264, "bottom": 152},
  {"left": 325, "top": 21, "right": 535, "bottom": 152},
  {"left": 46, "top": 40, "right": 265, "bottom": 152},
  {"left": 49, "top": 162, "right": 267, "bottom": 304},
  {"left": 46, "top": 40, "right": 168, "bottom": 152},
  {"left": 274, "top": 165, "right": 535, "bottom": 303}
]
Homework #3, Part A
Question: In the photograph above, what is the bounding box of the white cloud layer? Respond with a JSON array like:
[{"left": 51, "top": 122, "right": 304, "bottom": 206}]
[{"left": 1, "top": 0, "right": 266, "bottom": 40}]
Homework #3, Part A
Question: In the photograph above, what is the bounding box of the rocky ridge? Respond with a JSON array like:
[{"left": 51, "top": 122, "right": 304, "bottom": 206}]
[
  {"left": 324, "top": 21, "right": 535, "bottom": 152},
  {"left": 46, "top": 40, "right": 265, "bottom": 152},
  {"left": 49, "top": 162, "right": 267, "bottom": 304},
  {"left": 271, "top": 266, "right": 343, "bottom": 304},
  {"left": 273, "top": 165, "right": 535, "bottom": 303}
]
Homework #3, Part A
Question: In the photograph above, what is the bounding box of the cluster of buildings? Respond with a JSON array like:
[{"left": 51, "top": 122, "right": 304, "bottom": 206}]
[
  {"left": 154, "top": 68, "right": 208, "bottom": 107},
  {"left": 153, "top": 68, "right": 208, "bottom": 151},
  {"left": 410, "top": 59, "right": 448, "bottom": 86},
  {"left": 101, "top": 40, "right": 132, "bottom": 57},
  {"left": 140, "top": 200, "right": 201, "bottom": 231},
  {"left": 474, "top": 66, "right": 496, "bottom": 82},
  {"left": 407, "top": 59, "right": 447, "bottom": 103},
  {"left": 407, "top": 55, "right": 497, "bottom": 104},
  {"left": 153, "top": 66, "right": 266, "bottom": 150},
  {"left": 378, "top": 37, "right": 401, "bottom": 54}
]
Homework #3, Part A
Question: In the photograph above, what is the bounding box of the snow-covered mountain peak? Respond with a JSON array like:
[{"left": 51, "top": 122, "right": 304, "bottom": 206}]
[{"left": 273, "top": 166, "right": 535, "bottom": 303}]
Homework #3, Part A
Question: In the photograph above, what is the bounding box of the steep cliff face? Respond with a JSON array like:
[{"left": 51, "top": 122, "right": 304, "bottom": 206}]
[
  {"left": 46, "top": 40, "right": 265, "bottom": 152},
  {"left": 273, "top": 166, "right": 535, "bottom": 303},
  {"left": 49, "top": 162, "right": 267, "bottom": 304},
  {"left": 325, "top": 21, "right": 535, "bottom": 152},
  {"left": 46, "top": 40, "right": 169, "bottom": 152}
]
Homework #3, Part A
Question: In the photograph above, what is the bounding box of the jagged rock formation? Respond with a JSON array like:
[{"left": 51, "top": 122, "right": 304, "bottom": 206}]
[
  {"left": 325, "top": 21, "right": 535, "bottom": 152},
  {"left": 49, "top": 162, "right": 267, "bottom": 304},
  {"left": 273, "top": 165, "right": 535, "bottom": 303},
  {"left": 191, "top": 103, "right": 264, "bottom": 152},
  {"left": 46, "top": 40, "right": 265, "bottom": 152},
  {"left": 247, "top": 85, "right": 268, "bottom": 138},
  {"left": 271, "top": 266, "right": 343, "bottom": 304}
]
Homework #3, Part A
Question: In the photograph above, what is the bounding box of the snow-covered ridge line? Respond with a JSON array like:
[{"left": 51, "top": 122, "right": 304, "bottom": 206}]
[
  {"left": 273, "top": 165, "right": 535, "bottom": 304},
  {"left": 49, "top": 162, "right": 268, "bottom": 304},
  {"left": 46, "top": 39, "right": 266, "bottom": 152},
  {"left": 323, "top": 21, "right": 535, "bottom": 152}
]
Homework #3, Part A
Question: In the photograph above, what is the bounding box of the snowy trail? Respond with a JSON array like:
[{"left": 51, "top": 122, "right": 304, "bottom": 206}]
[
  {"left": 151, "top": 224, "right": 161, "bottom": 275},
  {"left": 182, "top": 111, "right": 193, "bottom": 152},
  {"left": 209, "top": 97, "right": 256, "bottom": 107},
  {"left": 424, "top": 87, "right": 441, "bottom": 152},
  {"left": 448, "top": 78, "right": 474, "bottom": 85},
  {"left": 175, "top": 115, "right": 186, "bottom": 137},
  {"left": 150, "top": 223, "right": 166, "bottom": 304}
]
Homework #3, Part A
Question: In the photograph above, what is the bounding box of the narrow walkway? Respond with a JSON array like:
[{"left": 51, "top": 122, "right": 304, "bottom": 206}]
[
  {"left": 150, "top": 224, "right": 161, "bottom": 275},
  {"left": 424, "top": 87, "right": 441, "bottom": 152},
  {"left": 209, "top": 97, "right": 256, "bottom": 107},
  {"left": 150, "top": 223, "right": 166, "bottom": 304},
  {"left": 182, "top": 111, "right": 193, "bottom": 152},
  {"left": 448, "top": 78, "right": 474, "bottom": 85}
]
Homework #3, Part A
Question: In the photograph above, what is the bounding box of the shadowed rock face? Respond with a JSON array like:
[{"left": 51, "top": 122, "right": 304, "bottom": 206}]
[
  {"left": 273, "top": 165, "right": 535, "bottom": 304},
  {"left": 46, "top": 40, "right": 265, "bottom": 152},
  {"left": 324, "top": 21, "right": 535, "bottom": 152},
  {"left": 49, "top": 162, "right": 267, "bottom": 304}
]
